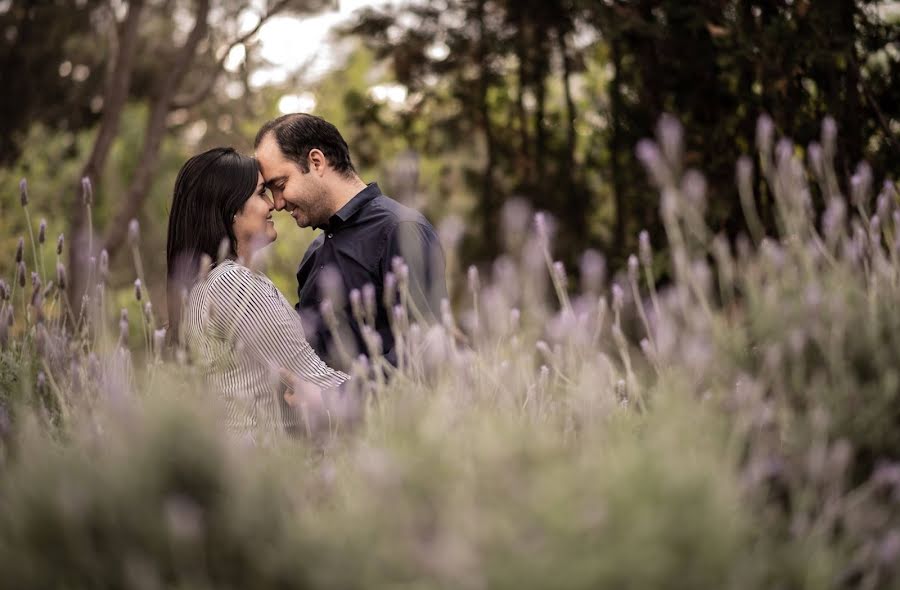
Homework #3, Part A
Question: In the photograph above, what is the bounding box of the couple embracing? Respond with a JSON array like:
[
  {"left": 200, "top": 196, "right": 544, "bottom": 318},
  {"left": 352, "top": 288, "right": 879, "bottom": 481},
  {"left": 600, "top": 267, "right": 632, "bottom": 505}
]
[{"left": 166, "top": 113, "right": 447, "bottom": 440}]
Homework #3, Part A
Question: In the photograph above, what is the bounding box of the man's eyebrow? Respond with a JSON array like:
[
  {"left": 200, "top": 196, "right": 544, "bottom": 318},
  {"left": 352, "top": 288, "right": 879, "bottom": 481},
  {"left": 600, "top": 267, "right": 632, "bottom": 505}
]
[{"left": 264, "top": 176, "right": 287, "bottom": 189}]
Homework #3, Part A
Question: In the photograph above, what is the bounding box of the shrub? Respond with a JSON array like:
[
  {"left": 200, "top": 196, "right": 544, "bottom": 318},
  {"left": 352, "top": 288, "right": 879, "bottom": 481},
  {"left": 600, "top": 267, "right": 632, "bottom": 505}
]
[{"left": 0, "top": 115, "right": 897, "bottom": 588}]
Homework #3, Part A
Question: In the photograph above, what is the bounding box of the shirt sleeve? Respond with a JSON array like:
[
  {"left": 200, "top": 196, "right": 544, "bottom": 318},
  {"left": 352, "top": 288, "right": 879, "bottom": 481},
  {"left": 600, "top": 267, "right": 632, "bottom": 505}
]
[
  {"left": 382, "top": 220, "right": 448, "bottom": 322},
  {"left": 205, "top": 264, "right": 349, "bottom": 390}
]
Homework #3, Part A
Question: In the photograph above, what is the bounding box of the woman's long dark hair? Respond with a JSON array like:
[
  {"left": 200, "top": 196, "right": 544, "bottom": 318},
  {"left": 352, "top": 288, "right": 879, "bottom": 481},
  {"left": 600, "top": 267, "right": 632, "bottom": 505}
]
[{"left": 166, "top": 147, "right": 259, "bottom": 345}]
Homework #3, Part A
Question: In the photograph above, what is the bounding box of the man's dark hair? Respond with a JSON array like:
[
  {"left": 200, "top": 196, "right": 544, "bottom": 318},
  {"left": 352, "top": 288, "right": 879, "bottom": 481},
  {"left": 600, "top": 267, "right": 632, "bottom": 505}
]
[{"left": 255, "top": 113, "right": 356, "bottom": 177}]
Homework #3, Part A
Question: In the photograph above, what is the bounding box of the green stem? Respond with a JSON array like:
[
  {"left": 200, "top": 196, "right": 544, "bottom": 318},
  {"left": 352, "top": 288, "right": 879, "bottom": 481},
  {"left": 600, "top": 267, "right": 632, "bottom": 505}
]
[{"left": 23, "top": 206, "right": 42, "bottom": 281}]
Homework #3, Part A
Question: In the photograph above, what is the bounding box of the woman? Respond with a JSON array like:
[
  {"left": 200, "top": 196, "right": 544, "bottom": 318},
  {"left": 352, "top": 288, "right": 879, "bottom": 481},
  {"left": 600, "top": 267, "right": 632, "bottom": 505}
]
[{"left": 166, "top": 147, "right": 349, "bottom": 439}]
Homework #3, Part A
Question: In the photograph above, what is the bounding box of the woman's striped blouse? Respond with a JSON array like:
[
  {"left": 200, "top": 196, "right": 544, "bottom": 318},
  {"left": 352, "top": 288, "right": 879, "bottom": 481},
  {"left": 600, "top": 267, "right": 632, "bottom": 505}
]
[{"left": 183, "top": 259, "right": 349, "bottom": 437}]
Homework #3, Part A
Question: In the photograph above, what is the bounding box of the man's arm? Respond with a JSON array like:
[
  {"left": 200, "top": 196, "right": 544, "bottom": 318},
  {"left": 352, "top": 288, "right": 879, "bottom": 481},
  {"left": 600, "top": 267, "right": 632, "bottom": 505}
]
[{"left": 382, "top": 220, "right": 448, "bottom": 323}]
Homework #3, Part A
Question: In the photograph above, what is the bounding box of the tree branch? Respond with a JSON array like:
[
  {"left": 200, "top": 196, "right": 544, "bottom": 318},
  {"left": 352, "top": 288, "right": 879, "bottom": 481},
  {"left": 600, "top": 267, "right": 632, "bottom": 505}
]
[
  {"left": 101, "top": 0, "right": 211, "bottom": 256},
  {"left": 170, "top": 0, "right": 294, "bottom": 110},
  {"left": 69, "top": 0, "right": 146, "bottom": 301}
]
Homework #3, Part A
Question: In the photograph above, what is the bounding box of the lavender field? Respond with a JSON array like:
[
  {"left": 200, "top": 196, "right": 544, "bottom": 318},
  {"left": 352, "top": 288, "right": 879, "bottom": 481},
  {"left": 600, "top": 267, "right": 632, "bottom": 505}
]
[{"left": 0, "top": 117, "right": 897, "bottom": 589}]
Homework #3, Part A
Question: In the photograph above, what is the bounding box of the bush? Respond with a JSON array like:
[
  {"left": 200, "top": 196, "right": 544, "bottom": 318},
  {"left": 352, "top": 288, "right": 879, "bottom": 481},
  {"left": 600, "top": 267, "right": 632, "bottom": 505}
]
[{"left": 0, "top": 115, "right": 898, "bottom": 588}]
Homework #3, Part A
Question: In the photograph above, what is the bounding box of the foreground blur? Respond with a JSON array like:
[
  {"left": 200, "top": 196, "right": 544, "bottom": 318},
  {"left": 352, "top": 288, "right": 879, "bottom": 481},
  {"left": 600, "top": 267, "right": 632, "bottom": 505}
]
[{"left": 0, "top": 117, "right": 899, "bottom": 589}]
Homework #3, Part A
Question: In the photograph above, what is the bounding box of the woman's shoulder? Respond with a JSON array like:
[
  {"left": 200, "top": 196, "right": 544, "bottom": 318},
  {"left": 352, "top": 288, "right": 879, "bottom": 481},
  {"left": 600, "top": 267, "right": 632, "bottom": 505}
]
[
  {"left": 204, "top": 259, "right": 279, "bottom": 300},
  {"left": 208, "top": 258, "right": 248, "bottom": 278},
  {"left": 190, "top": 260, "right": 251, "bottom": 304},
  {"left": 189, "top": 260, "right": 275, "bottom": 330}
]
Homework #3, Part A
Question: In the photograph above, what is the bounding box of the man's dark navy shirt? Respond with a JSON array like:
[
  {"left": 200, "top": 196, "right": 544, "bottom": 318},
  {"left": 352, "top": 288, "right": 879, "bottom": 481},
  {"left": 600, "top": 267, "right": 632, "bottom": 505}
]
[{"left": 295, "top": 183, "right": 447, "bottom": 370}]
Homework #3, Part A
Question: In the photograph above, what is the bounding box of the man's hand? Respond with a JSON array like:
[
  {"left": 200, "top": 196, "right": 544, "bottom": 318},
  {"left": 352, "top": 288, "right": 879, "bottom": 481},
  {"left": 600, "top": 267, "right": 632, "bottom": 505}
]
[{"left": 280, "top": 369, "right": 325, "bottom": 413}]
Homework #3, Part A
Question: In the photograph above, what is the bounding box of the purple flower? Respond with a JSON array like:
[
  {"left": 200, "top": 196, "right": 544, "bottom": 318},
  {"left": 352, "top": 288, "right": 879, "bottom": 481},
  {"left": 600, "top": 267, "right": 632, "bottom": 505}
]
[
  {"left": 56, "top": 262, "right": 67, "bottom": 290},
  {"left": 756, "top": 114, "right": 774, "bottom": 154},
  {"left": 534, "top": 212, "right": 547, "bottom": 239},
  {"left": 81, "top": 176, "right": 93, "bottom": 205},
  {"left": 363, "top": 282, "right": 377, "bottom": 317},
  {"left": 636, "top": 139, "right": 669, "bottom": 187},
  {"left": 807, "top": 142, "right": 823, "bottom": 175},
  {"left": 821, "top": 116, "right": 837, "bottom": 153},
  {"left": 467, "top": 265, "right": 480, "bottom": 293},
  {"left": 611, "top": 283, "right": 624, "bottom": 313},
  {"left": 128, "top": 219, "right": 140, "bottom": 244},
  {"left": 657, "top": 113, "right": 683, "bottom": 167},
  {"left": 627, "top": 255, "right": 639, "bottom": 284},
  {"left": 639, "top": 231, "right": 652, "bottom": 268},
  {"left": 19, "top": 178, "right": 28, "bottom": 206},
  {"left": 99, "top": 250, "right": 109, "bottom": 281},
  {"left": 850, "top": 161, "right": 872, "bottom": 207},
  {"left": 579, "top": 249, "right": 606, "bottom": 294},
  {"left": 552, "top": 261, "right": 566, "bottom": 284}
]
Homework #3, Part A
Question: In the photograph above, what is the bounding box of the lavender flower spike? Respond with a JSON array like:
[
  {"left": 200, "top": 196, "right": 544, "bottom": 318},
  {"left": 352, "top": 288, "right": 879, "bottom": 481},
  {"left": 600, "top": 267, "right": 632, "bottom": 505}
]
[
  {"left": 81, "top": 176, "right": 93, "bottom": 205},
  {"left": 56, "top": 262, "right": 67, "bottom": 290},
  {"left": 19, "top": 178, "right": 28, "bottom": 206},
  {"left": 468, "top": 265, "right": 480, "bottom": 293},
  {"left": 128, "top": 219, "right": 140, "bottom": 244},
  {"left": 639, "top": 230, "right": 653, "bottom": 267},
  {"left": 756, "top": 114, "right": 774, "bottom": 154}
]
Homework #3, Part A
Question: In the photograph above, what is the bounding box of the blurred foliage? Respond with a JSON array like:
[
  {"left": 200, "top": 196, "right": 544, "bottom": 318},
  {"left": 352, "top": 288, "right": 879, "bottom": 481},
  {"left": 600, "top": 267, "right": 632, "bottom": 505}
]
[
  {"left": 0, "top": 0, "right": 105, "bottom": 164},
  {"left": 2, "top": 2, "right": 900, "bottom": 586},
  {"left": 1, "top": 117, "right": 899, "bottom": 587},
  {"left": 1, "top": 0, "right": 899, "bottom": 310},
  {"left": 343, "top": 0, "right": 900, "bottom": 268}
]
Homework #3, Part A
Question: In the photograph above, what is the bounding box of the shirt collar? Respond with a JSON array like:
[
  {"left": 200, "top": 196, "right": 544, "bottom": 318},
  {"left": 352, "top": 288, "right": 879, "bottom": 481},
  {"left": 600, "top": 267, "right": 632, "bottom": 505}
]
[{"left": 321, "top": 182, "right": 381, "bottom": 230}]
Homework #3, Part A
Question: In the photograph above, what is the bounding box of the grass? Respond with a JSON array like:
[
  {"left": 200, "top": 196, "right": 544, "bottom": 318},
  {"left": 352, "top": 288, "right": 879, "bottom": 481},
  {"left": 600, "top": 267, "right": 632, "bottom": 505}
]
[{"left": 0, "top": 115, "right": 898, "bottom": 589}]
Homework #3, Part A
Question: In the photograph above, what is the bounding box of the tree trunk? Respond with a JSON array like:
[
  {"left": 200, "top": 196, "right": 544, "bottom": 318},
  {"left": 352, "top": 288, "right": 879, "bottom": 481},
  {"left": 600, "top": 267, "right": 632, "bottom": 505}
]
[
  {"left": 840, "top": 0, "right": 862, "bottom": 177},
  {"left": 102, "top": 0, "right": 210, "bottom": 257},
  {"left": 514, "top": 8, "right": 533, "bottom": 191},
  {"left": 69, "top": 0, "right": 145, "bottom": 305},
  {"left": 531, "top": 16, "right": 549, "bottom": 194},
  {"left": 609, "top": 35, "right": 626, "bottom": 251},
  {"left": 558, "top": 26, "right": 584, "bottom": 244},
  {"left": 475, "top": 0, "right": 498, "bottom": 257}
]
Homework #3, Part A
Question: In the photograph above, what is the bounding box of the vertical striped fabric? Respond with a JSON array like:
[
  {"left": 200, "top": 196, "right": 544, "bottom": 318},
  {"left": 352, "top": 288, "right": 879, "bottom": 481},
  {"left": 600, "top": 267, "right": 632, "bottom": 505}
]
[{"left": 184, "top": 259, "right": 350, "bottom": 439}]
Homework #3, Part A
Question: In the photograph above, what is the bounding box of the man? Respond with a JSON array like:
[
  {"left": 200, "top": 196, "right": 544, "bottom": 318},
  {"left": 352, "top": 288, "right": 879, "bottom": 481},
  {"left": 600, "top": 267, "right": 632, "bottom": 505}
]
[{"left": 255, "top": 113, "right": 447, "bottom": 370}]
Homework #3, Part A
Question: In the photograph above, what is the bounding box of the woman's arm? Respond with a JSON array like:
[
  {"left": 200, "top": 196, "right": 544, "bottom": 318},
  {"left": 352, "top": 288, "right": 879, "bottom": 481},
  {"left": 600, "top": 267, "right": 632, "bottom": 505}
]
[{"left": 206, "top": 264, "right": 350, "bottom": 390}]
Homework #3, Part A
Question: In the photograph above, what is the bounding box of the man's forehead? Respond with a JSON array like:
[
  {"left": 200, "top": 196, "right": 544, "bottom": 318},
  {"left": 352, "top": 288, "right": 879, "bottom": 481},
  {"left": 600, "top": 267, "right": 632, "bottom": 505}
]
[
  {"left": 256, "top": 137, "right": 287, "bottom": 178},
  {"left": 255, "top": 134, "right": 282, "bottom": 160}
]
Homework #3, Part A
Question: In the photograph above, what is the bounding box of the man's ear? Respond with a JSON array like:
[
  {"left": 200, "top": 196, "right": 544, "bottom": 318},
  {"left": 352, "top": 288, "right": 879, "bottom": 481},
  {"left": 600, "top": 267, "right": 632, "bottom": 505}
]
[{"left": 308, "top": 148, "right": 327, "bottom": 176}]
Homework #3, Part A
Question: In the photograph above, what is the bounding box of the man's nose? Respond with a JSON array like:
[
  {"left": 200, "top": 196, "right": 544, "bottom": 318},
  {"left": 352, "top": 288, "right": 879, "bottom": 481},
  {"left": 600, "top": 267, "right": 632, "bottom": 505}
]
[{"left": 273, "top": 193, "right": 286, "bottom": 210}]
